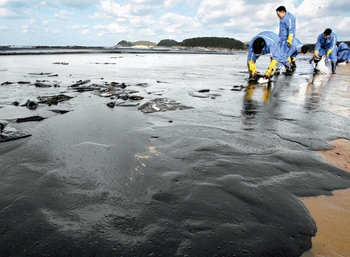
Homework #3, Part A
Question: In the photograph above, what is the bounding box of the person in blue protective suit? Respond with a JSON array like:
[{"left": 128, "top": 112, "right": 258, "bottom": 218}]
[
  {"left": 312, "top": 28, "right": 337, "bottom": 73},
  {"left": 337, "top": 42, "right": 349, "bottom": 64},
  {"left": 286, "top": 38, "right": 308, "bottom": 71},
  {"left": 276, "top": 6, "right": 296, "bottom": 58},
  {"left": 247, "top": 31, "right": 292, "bottom": 80}
]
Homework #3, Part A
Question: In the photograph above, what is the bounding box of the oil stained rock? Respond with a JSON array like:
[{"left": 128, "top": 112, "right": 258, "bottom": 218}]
[
  {"left": 138, "top": 98, "right": 193, "bottom": 113},
  {"left": 16, "top": 116, "right": 46, "bottom": 123},
  {"left": 37, "top": 94, "right": 73, "bottom": 105},
  {"left": 0, "top": 127, "right": 31, "bottom": 143},
  {"left": 21, "top": 100, "right": 38, "bottom": 110}
]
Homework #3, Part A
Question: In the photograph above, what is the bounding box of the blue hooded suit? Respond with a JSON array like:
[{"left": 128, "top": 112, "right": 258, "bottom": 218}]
[
  {"left": 314, "top": 32, "right": 337, "bottom": 62},
  {"left": 337, "top": 42, "right": 349, "bottom": 63}
]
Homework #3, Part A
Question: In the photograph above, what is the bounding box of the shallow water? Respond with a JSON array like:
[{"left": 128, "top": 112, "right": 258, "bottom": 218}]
[{"left": 0, "top": 52, "right": 350, "bottom": 257}]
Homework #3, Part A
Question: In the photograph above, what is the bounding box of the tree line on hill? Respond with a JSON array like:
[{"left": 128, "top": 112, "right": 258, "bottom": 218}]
[{"left": 117, "top": 37, "right": 247, "bottom": 50}]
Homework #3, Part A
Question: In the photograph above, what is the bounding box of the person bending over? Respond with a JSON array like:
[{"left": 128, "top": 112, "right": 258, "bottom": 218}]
[
  {"left": 247, "top": 31, "right": 292, "bottom": 80},
  {"left": 286, "top": 38, "right": 308, "bottom": 71}
]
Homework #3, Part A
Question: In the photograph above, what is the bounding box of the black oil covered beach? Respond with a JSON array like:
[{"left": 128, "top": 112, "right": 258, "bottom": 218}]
[{"left": 1, "top": 51, "right": 350, "bottom": 257}]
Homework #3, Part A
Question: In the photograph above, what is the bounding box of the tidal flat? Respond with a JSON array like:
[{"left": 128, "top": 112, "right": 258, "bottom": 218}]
[{"left": 1, "top": 52, "right": 350, "bottom": 257}]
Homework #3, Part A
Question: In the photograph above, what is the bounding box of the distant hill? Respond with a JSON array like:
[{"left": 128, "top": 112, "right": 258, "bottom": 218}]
[
  {"left": 157, "top": 39, "right": 179, "bottom": 47},
  {"left": 180, "top": 37, "right": 247, "bottom": 50},
  {"left": 116, "top": 40, "right": 156, "bottom": 47},
  {"left": 133, "top": 41, "right": 157, "bottom": 47},
  {"left": 117, "top": 37, "right": 247, "bottom": 50}
]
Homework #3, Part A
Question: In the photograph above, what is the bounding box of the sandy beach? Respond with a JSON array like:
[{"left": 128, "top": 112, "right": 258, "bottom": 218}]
[
  {"left": 1, "top": 52, "right": 350, "bottom": 256},
  {"left": 300, "top": 63, "right": 350, "bottom": 257}
]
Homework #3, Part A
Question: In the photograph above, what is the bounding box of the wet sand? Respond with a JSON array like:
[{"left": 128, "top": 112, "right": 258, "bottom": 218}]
[
  {"left": 301, "top": 64, "right": 350, "bottom": 257},
  {"left": 1, "top": 53, "right": 350, "bottom": 256}
]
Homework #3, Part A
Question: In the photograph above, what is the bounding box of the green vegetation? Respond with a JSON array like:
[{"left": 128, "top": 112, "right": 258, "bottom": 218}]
[
  {"left": 133, "top": 41, "right": 157, "bottom": 47},
  {"left": 180, "top": 37, "right": 247, "bottom": 50},
  {"left": 116, "top": 40, "right": 156, "bottom": 47},
  {"left": 117, "top": 37, "right": 247, "bottom": 50},
  {"left": 157, "top": 39, "right": 179, "bottom": 47}
]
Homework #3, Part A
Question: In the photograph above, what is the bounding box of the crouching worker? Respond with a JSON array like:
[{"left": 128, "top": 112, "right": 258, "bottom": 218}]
[
  {"left": 312, "top": 28, "right": 337, "bottom": 74},
  {"left": 337, "top": 42, "right": 349, "bottom": 64},
  {"left": 287, "top": 38, "right": 308, "bottom": 71},
  {"left": 247, "top": 31, "right": 292, "bottom": 81}
]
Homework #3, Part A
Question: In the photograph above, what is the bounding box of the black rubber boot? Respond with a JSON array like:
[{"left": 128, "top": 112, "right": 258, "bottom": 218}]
[{"left": 331, "top": 62, "right": 336, "bottom": 74}]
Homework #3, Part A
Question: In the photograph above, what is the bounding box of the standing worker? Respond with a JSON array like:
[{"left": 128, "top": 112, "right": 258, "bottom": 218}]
[
  {"left": 276, "top": 6, "right": 296, "bottom": 58},
  {"left": 312, "top": 28, "right": 337, "bottom": 74},
  {"left": 247, "top": 31, "right": 291, "bottom": 80},
  {"left": 337, "top": 42, "right": 349, "bottom": 64}
]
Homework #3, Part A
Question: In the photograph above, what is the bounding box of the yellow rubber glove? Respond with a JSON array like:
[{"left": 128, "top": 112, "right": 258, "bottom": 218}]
[
  {"left": 287, "top": 34, "right": 293, "bottom": 48},
  {"left": 292, "top": 57, "right": 296, "bottom": 62},
  {"left": 326, "top": 49, "right": 332, "bottom": 56},
  {"left": 248, "top": 60, "right": 257, "bottom": 76},
  {"left": 314, "top": 50, "right": 319, "bottom": 56},
  {"left": 287, "top": 57, "right": 292, "bottom": 64},
  {"left": 265, "top": 60, "right": 278, "bottom": 78}
]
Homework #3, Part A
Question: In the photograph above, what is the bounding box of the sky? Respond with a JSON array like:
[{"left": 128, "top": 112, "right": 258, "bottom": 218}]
[{"left": 0, "top": 0, "right": 349, "bottom": 46}]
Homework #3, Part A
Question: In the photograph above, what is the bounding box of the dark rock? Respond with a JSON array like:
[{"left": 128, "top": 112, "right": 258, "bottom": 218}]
[
  {"left": 37, "top": 94, "right": 73, "bottom": 105},
  {"left": 0, "top": 130, "right": 31, "bottom": 143},
  {"left": 50, "top": 110, "right": 70, "bottom": 114},
  {"left": 71, "top": 86, "right": 99, "bottom": 93},
  {"left": 107, "top": 102, "right": 116, "bottom": 108},
  {"left": 232, "top": 85, "right": 244, "bottom": 91},
  {"left": 70, "top": 80, "right": 91, "bottom": 87},
  {"left": 11, "top": 101, "right": 19, "bottom": 106},
  {"left": 136, "top": 83, "right": 149, "bottom": 87},
  {"left": 119, "top": 94, "right": 129, "bottom": 101},
  {"left": 189, "top": 92, "right": 221, "bottom": 98},
  {"left": 53, "top": 62, "right": 68, "bottom": 65},
  {"left": 28, "top": 72, "right": 52, "bottom": 76},
  {"left": 198, "top": 89, "right": 210, "bottom": 93},
  {"left": 1, "top": 81, "right": 14, "bottom": 85},
  {"left": 129, "top": 95, "right": 144, "bottom": 101},
  {"left": 0, "top": 121, "right": 7, "bottom": 133},
  {"left": 16, "top": 116, "right": 46, "bottom": 123},
  {"left": 21, "top": 100, "right": 39, "bottom": 110},
  {"left": 115, "top": 102, "right": 140, "bottom": 107},
  {"left": 17, "top": 81, "right": 31, "bottom": 84},
  {"left": 138, "top": 98, "right": 193, "bottom": 113},
  {"left": 35, "top": 82, "right": 52, "bottom": 88}
]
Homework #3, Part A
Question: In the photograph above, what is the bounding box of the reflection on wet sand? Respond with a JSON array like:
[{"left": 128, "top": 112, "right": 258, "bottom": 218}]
[
  {"left": 242, "top": 82, "right": 272, "bottom": 119},
  {"left": 304, "top": 72, "right": 332, "bottom": 110}
]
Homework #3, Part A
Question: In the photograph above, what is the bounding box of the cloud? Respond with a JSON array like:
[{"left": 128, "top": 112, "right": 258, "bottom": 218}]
[
  {"left": 164, "top": 0, "right": 182, "bottom": 8},
  {"left": 54, "top": 10, "right": 73, "bottom": 19},
  {"left": 0, "top": 25, "right": 8, "bottom": 29},
  {"left": 58, "top": 0, "right": 97, "bottom": 8},
  {"left": 159, "top": 12, "right": 200, "bottom": 34},
  {"left": 197, "top": 0, "right": 246, "bottom": 23},
  {"left": 21, "top": 24, "right": 28, "bottom": 33},
  {"left": 94, "top": 22, "right": 128, "bottom": 36},
  {"left": 0, "top": 7, "right": 14, "bottom": 17}
]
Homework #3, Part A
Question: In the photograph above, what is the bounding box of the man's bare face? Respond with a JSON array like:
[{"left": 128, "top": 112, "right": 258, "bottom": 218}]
[
  {"left": 276, "top": 11, "right": 286, "bottom": 19},
  {"left": 323, "top": 34, "right": 331, "bottom": 40}
]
